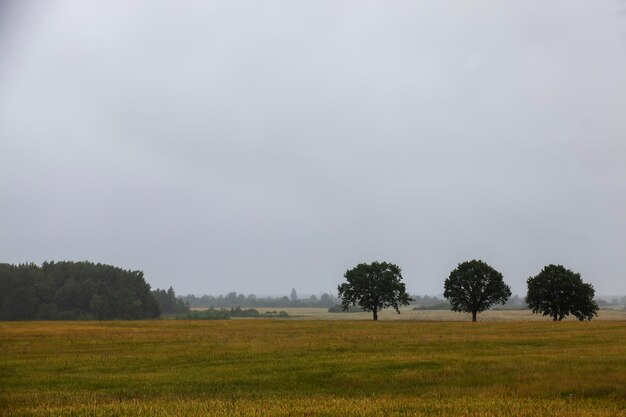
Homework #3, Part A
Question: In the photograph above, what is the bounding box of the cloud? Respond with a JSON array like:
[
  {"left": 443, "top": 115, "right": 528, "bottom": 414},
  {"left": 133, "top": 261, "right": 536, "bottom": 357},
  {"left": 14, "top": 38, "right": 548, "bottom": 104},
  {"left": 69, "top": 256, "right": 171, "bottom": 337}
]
[{"left": 1, "top": 0, "right": 625, "bottom": 296}]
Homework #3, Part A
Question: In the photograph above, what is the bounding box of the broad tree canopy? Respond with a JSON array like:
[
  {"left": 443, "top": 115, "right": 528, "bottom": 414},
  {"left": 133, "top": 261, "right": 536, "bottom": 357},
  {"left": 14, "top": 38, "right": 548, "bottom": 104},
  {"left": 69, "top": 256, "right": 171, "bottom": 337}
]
[
  {"left": 443, "top": 259, "right": 511, "bottom": 321},
  {"left": 338, "top": 261, "right": 411, "bottom": 321},
  {"left": 526, "top": 264, "right": 598, "bottom": 321}
]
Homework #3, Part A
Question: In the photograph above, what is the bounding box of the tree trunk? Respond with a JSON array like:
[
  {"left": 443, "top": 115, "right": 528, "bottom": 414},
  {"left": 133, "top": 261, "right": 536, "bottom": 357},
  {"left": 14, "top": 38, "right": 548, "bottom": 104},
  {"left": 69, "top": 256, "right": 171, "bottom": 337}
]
[
  {"left": 472, "top": 311, "right": 477, "bottom": 322},
  {"left": 373, "top": 308, "right": 378, "bottom": 321},
  {"left": 553, "top": 313, "right": 558, "bottom": 321}
]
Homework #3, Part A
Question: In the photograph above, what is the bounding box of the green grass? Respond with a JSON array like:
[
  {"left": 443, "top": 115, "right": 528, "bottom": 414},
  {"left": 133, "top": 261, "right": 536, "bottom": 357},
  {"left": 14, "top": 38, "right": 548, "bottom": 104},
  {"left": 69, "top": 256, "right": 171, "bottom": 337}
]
[{"left": 1, "top": 319, "right": 625, "bottom": 416}]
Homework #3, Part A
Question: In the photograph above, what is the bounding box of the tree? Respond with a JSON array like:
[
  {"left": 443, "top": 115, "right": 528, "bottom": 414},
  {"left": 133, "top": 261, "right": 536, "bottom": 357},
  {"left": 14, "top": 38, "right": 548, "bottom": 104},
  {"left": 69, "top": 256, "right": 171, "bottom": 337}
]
[
  {"left": 525, "top": 264, "right": 598, "bottom": 321},
  {"left": 320, "top": 293, "right": 332, "bottom": 307},
  {"left": 0, "top": 261, "right": 162, "bottom": 320},
  {"left": 290, "top": 288, "right": 298, "bottom": 302},
  {"left": 337, "top": 261, "right": 411, "bottom": 321},
  {"left": 89, "top": 294, "right": 109, "bottom": 320},
  {"left": 152, "top": 286, "right": 188, "bottom": 315},
  {"left": 443, "top": 260, "right": 511, "bottom": 322},
  {"left": 226, "top": 292, "right": 238, "bottom": 306}
]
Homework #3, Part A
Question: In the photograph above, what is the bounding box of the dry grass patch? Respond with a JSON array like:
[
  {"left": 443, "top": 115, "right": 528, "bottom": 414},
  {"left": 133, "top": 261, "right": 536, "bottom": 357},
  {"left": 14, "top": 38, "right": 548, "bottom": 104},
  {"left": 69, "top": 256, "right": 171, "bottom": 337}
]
[{"left": 1, "top": 320, "right": 625, "bottom": 416}]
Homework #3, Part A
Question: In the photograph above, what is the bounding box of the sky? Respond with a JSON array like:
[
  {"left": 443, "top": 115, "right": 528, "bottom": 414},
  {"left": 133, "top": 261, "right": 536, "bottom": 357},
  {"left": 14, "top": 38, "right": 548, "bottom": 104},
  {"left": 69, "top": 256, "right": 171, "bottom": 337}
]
[{"left": 1, "top": 1, "right": 625, "bottom": 297}]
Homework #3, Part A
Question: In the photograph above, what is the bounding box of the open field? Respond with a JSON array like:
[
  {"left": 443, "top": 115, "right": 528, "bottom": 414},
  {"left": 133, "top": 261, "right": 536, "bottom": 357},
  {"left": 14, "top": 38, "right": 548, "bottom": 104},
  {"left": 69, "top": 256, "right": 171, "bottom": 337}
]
[
  {"left": 1, "top": 319, "right": 625, "bottom": 416},
  {"left": 249, "top": 307, "right": 626, "bottom": 321}
]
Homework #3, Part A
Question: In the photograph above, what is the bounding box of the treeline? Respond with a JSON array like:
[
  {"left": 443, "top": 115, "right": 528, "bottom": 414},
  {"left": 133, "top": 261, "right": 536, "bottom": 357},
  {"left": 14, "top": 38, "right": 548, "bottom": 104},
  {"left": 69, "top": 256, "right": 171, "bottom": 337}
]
[
  {"left": 181, "top": 307, "right": 289, "bottom": 320},
  {"left": 0, "top": 261, "right": 161, "bottom": 320},
  {"left": 328, "top": 294, "right": 527, "bottom": 313},
  {"left": 178, "top": 292, "right": 529, "bottom": 311},
  {"left": 180, "top": 291, "right": 341, "bottom": 308},
  {"left": 596, "top": 296, "right": 626, "bottom": 307},
  {"left": 412, "top": 294, "right": 528, "bottom": 311},
  {"left": 152, "top": 287, "right": 189, "bottom": 315},
  {"left": 181, "top": 292, "right": 529, "bottom": 311}
]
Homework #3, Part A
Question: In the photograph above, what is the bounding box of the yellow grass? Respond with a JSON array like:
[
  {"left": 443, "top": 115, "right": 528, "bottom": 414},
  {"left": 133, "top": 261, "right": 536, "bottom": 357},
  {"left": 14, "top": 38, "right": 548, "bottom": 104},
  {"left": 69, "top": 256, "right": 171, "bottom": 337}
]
[
  {"left": 245, "top": 307, "right": 626, "bottom": 321},
  {"left": 1, "top": 317, "right": 625, "bottom": 416}
]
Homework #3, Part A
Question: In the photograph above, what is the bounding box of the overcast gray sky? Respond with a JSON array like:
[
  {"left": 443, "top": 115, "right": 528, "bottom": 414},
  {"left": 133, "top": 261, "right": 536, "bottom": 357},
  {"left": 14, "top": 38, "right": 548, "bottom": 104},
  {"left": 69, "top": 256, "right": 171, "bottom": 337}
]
[{"left": 1, "top": 1, "right": 625, "bottom": 297}]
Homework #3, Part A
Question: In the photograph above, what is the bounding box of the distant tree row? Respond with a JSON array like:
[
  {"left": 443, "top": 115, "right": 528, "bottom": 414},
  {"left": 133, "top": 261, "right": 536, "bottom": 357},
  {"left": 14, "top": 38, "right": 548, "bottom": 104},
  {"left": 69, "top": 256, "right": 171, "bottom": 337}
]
[
  {"left": 331, "top": 294, "right": 527, "bottom": 313},
  {"left": 179, "top": 291, "right": 341, "bottom": 309},
  {"left": 595, "top": 296, "right": 626, "bottom": 307},
  {"left": 338, "top": 260, "right": 599, "bottom": 321},
  {"left": 0, "top": 261, "right": 161, "bottom": 320},
  {"left": 180, "top": 307, "right": 289, "bottom": 320}
]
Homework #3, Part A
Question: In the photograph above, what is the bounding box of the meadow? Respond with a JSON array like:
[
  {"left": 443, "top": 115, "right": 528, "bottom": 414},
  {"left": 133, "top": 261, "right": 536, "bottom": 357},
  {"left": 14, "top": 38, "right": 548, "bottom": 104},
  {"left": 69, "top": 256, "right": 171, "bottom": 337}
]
[
  {"left": 251, "top": 307, "right": 626, "bottom": 321},
  {"left": 1, "top": 313, "right": 625, "bottom": 416}
]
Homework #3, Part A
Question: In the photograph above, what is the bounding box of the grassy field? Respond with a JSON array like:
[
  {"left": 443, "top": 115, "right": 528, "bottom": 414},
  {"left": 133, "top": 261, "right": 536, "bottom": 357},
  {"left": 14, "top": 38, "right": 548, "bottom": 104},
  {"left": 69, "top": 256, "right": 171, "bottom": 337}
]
[
  {"left": 250, "top": 307, "right": 626, "bottom": 321},
  {"left": 1, "top": 315, "right": 625, "bottom": 416}
]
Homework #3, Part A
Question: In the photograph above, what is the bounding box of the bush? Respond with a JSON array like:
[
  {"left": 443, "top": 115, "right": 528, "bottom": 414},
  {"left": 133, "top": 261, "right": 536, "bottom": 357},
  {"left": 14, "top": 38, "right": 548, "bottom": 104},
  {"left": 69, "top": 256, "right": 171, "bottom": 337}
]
[
  {"left": 181, "top": 307, "right": 231, "bottom": 320},
  {"left": 262, "top": 310, "right": 289, "bottom": 317},
  {"left": 230, "top": 307, "right": 261, "bottom": 317},
  {"left": 176, "top": 307, "right": 274, "bottom": 320}
]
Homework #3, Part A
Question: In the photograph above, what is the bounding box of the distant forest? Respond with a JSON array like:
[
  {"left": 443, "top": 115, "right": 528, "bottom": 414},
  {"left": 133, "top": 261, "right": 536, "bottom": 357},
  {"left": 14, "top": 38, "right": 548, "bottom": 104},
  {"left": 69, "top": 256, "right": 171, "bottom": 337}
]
[
  {"left": 0, "top": 261, "right": 184, "bottom": 321},
  {"left": 180, "top": 291, "right": 340, "bottom": 309},
  {"left": 179, "top": 291, "right": 529, "bottom": 310}
]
